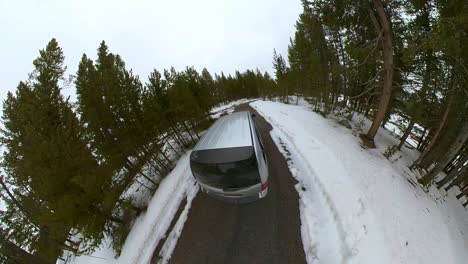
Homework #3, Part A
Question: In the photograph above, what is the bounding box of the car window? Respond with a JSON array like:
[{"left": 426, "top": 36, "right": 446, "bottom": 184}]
[{"left": 191, "top": 150, "right": 261, "bottom": 189}]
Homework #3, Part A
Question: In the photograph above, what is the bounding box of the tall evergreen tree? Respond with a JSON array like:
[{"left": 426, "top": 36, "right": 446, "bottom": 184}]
[
  {"left": 272, "top": 49, "right": 289, "bottom": 102},
  {"left": 1, "top": 39, "right": 109, "bottom": 261}
]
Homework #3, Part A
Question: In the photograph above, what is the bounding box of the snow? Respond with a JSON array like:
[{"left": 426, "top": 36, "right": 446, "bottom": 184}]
[
  {"left": 384, "top": 114, "right": 421, "bottom": 148},
  {"left": 157, "top": 182, "right": 198, "bottom": 263},
  {"left": 63, "top": 151, "right": 197, "bottom": 264},
  {"left": 250, "top": 99, "right": 468, "bottom": 264},
  {"left": 61, "top": 236, "right": 116, "bottom": 264},
  {"left": 117, "top": 152, "right": 197, "bottom": 264},
  {"left": 210, "top": 98, "right": 255, "bottom": 119}
]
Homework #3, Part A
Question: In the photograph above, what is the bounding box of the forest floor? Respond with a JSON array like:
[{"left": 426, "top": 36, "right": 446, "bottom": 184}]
[{"left": 64, "top": 98, "right": 468, "bottom": 264}]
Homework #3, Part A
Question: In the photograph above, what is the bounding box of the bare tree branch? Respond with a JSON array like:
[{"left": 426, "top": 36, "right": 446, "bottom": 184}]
[{"left": 355, "top": 29, "right": 383, "bottom": 68}]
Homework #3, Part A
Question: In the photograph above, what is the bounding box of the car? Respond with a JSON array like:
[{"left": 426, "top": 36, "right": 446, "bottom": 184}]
[{"left": 189, "top": 111, "right": 269, "bottom": 203}]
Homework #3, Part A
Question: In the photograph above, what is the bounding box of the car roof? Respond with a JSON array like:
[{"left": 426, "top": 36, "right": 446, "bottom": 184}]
[{"left": 193, "top": 111, "right": 253, "bottom": 151}]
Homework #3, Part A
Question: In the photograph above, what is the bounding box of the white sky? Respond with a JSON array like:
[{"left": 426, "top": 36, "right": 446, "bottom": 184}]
[{"left": 0, "top": 0, "right": 301, "bottom": 104}]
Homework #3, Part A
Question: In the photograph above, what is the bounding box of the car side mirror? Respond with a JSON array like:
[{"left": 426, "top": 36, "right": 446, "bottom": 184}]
[{"left": 251, "top": 113, "right": 256, "bottom": 118}]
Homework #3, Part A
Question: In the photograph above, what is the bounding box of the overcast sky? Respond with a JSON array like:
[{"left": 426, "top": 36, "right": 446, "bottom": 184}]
[{"left": 0, "top": 0, "right": 301, "bottom": 105}]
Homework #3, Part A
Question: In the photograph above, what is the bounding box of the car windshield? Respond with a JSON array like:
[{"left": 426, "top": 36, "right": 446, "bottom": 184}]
[{"left": 191, "top": 148, "right": 261, "bottom": 189}]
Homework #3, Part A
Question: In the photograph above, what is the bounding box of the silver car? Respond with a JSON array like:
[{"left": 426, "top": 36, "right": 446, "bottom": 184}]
[{"left": 190, "top": 111, "right": 269, "bottom": 203}]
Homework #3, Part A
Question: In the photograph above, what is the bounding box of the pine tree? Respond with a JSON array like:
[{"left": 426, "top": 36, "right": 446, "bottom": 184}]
[
  {"left": 362, "top": 0, "right": 395, "bottom": 144},
  {"left": 272, "top": 49, "right": 289, "bottom": 103},
  {"left": 289, "top": 3, "right": 331, "bottom": 106},
  {"left": 76, "top": 41, "right": 151, "bottom": 181},
  {"left": 1, "top": 38, "right": 109, "bottom": 261}
]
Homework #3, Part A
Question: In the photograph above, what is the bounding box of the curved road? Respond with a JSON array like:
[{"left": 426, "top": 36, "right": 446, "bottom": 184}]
[{"left": 169, "top": 104, "right": 306, "bottom": 264}]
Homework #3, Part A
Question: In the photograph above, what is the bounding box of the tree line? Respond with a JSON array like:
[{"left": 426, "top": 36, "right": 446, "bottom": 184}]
[
  {"left": 0, "top": 39, "right": 277, "bottom": 263},
  {"left": 272, "top": 0, "right": 467, "bottom": 201}
]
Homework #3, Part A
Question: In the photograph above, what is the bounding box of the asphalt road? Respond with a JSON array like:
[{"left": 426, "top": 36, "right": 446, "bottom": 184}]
[{"left": 168, "top": 104, "right": 306, "bottom": 264}]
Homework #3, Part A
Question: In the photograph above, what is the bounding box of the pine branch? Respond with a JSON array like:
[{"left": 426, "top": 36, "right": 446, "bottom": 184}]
[{"left": 355, "top": 29, "right": 383, "bottom": 68}]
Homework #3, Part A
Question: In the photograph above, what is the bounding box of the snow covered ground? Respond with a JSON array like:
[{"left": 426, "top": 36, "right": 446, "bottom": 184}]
[
  {"left": 210, "top": 98, "right": 254, "bottom": 118},
  {"left": 250, "top": 100, "right": 468, "bottom": 264}
]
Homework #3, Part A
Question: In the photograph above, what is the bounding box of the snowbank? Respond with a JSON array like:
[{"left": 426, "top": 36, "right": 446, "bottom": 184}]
[
  {"left": 64, "top": 152, "right": 197, "bottom": 264},
  {"left": 157, "top": 182, "right": 198, "bottom": 263},
  {"left": 210, "top": 98, "right": 255, "bottom": 118},
  {"left": 117, "top": 152, "right": 197, "bottom": 264},
  {"left": 251, "top": 100, "right": 468, "bottom": 264}
]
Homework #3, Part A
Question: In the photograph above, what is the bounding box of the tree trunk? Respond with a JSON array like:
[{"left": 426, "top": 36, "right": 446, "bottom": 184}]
[
  {"left": 163, "top": 137, "right": 182, "bottom": 157},
  {"left": 338, "top": 30, "right": 348, "bottom": 107},
  {"left": 33, "top": 228, "right": 66, "bottom": 264},
  {"left": 182, "top": 121, "right": 196, "bottom": 144},
  {"left": 0, "top": 177, "right": 31, "bottom": 219},
  {"left": 124, "top": 159, "right": 156, "bottom": 186},
  {"left": 160, "top": 150, "right": 172, "bottom": 165},
  {"left": 148, "top": 157, "right": 164, "bottom": 175},
  {"left": 437, "top": 156, "right": 468, "bottom": 189},
  {"left": 397, "top": 119, "right": 415, "bottom": 150},
  {"left": 364, "top": 102, "right": 373, "bottom": 118},
  {"left": 91, "top": 204, "right": 124, "bottom": 224},
  {"left": 416, "top": 128, "right": 428, "bottom": 151},
  {"left": 456, "top": 183, "right": 468, "bottom": 199},
  {"left": 0, "top": 229, "right": 51, "bottom": 264},
  {"left": 153, "top": 154, "right": 170, "bottom": 173},
  {"left": 364, "top": 0, "right": 394, "bottom": 144},
  {"left": 135, "top": 177, "right": 156, "bottom": 192},
  {"left": 168, "top": 120, "right": 189, "bottom": 147},
  {"left": 461, "top": 184, "right": 468, "bottom": 192},
  {"left": 444, "top": 152, "right": 465, "bottom": 174},
  {"left": 419, "top": 122, "right": 468, "bottom": 185},
  {"left": 0, "top": 178, "right": 75, "bottom": 261},
  {"left": 420, "top": 133, "right": 431, "bottom": 151},
  {"left": 442, "top": 166, "right": 468, "bottom": 191},
  {"left": 381, "top": 113, "right": 390, "bottom": 128},
  {"left": 124, "top": 158, "right": 158, "bottom": 187},
  {"left": 411, "top": 86, "right": 454, "bottom": 169},
  {"left": 190, "top": 120, "right": 200, "bottom": 139}
]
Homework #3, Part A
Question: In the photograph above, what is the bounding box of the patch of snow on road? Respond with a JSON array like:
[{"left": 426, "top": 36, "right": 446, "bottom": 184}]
[
  {"left": 210, "top": 99, "right": 255, "bottom": 118},
  {"left": 251, "top": 100, "right": 468, "bottom": 264}
]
